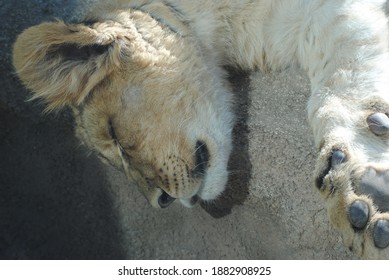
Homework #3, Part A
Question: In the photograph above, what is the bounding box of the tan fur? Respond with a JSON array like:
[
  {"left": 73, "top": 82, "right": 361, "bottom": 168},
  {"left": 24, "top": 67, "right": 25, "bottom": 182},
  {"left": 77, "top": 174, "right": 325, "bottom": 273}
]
[{"left": 13, "top": 2, "right": 234, "bottom": 208}]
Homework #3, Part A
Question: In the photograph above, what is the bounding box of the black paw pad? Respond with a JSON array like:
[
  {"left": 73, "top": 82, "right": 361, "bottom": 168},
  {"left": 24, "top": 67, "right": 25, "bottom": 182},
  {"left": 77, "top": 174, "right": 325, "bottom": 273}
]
[
  {"left": 315, "top": 150, "right": 347, "bottom": 190},
  {"left": 357, "top": 168, "right": 389, "bottom": 212},
  {"left": 367, "top": 113, "right": 389, "bottom": 136},
  {"left": 373, "top": 219, "right": 389, "bottom": 248},
  {"left": 348, "top": 200, "right": 369, "bottom": 230},
  {"left": 331, "top": 150, "right": 347, "bottom": 167}
]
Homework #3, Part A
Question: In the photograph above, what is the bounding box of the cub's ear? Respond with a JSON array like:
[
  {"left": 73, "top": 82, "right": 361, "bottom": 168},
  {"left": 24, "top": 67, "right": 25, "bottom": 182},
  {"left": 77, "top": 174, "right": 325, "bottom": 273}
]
[{"left": 13, "top": 21, "right": 127, "bottom": 111}]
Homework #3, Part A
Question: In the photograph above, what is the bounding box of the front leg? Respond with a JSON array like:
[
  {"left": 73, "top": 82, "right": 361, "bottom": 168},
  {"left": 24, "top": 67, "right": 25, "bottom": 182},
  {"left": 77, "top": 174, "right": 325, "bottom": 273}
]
[
  {"left": 297, "top": 0, "right": 389, "bottom": 258},
  {"left": 310, "top": 94, "right": 389, "bottom": 258}
]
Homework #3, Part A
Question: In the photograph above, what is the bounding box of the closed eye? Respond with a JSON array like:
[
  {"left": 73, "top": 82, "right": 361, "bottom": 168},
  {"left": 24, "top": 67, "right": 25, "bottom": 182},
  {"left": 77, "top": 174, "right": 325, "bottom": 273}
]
[{"left": 108, "top": 119, "right": 125, "bottom": 154}]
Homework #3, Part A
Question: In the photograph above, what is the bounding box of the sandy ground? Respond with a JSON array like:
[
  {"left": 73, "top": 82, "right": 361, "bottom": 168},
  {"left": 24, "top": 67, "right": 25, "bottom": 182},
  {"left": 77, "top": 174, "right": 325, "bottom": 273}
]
[{"left": 1, "top": 0, "right": 374, "bottom": 259}]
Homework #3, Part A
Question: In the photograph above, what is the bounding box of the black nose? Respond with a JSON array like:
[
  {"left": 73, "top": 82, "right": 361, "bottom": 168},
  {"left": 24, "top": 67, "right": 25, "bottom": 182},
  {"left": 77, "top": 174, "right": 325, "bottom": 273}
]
[
  {"left": 193, "top": 141, "right": 209, "bottom": 176},
  {"left": 158, "top": 190, "right": 176, "bottom": 208}
]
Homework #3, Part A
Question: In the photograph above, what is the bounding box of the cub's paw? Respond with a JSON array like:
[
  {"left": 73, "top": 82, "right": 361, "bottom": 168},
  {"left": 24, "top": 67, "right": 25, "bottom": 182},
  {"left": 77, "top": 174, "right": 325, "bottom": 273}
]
[{"left": 315, "top": 112, "right": 389, "bottom": 259}]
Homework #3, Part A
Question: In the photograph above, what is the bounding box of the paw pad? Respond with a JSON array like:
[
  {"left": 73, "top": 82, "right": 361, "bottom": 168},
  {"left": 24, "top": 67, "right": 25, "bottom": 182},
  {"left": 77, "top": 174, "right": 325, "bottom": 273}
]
[
  {"left": 348, "top": 200, "right": 369, "bottom": 230},
  {"left": 367, "top": 113, "right": 389, "bottom": 136},
  {"left": 357, "top": 168, "right": 389, "bottom": 212},
  {"left": 331, "top": 150, "right": 347, "bottom": 167},
  {"left": 373, "top": 219, "right": 389, "bottom": 248},
  {"left": 315, "top": 149, "right": 347, "bottom": 190}
]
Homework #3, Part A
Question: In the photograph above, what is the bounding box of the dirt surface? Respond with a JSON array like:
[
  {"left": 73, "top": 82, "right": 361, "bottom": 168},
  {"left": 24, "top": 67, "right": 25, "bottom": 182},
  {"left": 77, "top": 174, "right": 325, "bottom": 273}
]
[{"left": 0, "top": 0, "right": 366, "bottom": 259}]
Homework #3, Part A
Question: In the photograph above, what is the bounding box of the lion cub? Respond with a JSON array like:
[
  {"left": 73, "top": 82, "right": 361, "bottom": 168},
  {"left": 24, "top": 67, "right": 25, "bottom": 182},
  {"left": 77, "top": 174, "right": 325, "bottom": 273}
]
[{"left": 13, "top": 0, "right": 389, "bottom": 258}]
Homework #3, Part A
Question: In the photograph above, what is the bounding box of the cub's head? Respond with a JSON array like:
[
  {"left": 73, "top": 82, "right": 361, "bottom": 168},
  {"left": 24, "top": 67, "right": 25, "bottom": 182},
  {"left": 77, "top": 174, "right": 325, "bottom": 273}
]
[{"left": 13, "top": 9, "right": 233, "bottom": 208}]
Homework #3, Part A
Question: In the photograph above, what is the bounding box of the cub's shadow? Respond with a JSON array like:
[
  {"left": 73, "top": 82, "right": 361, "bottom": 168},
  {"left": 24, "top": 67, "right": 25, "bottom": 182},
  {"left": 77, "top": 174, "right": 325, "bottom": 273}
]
[{"left": 201, "top": 68, "right": 252, "bottom": 218}]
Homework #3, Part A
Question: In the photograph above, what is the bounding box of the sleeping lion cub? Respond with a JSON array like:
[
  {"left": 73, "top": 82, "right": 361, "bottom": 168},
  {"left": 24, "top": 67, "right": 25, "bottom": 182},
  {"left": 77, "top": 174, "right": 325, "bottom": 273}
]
[{"left": 13, "top": 0, "right": 389, "bottom": 258}]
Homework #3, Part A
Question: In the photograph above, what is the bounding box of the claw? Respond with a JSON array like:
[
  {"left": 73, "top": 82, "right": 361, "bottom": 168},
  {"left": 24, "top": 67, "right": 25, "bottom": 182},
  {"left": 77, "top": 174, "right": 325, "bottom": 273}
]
[{"left": 367, "top": 113, "right": 389, "bottom": 136}]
